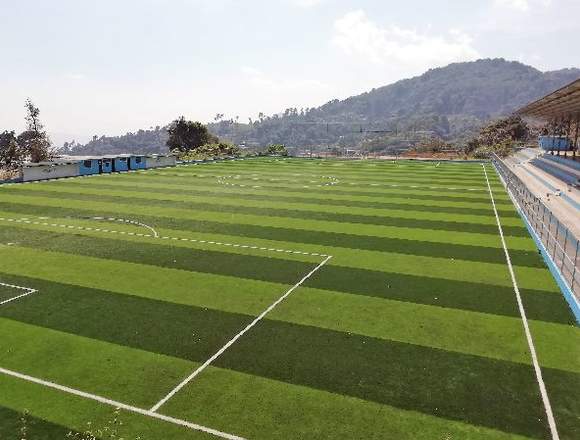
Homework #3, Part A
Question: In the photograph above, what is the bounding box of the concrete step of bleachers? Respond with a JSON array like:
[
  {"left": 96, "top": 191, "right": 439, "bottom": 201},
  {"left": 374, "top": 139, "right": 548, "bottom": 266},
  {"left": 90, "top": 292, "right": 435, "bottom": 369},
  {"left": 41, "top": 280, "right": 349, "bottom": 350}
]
[
  {"left": 543, "top": 154, "right": 580, "bottom": 173},
  {"left": 531, "top": 157, "right": 580, "bottom": 188}
]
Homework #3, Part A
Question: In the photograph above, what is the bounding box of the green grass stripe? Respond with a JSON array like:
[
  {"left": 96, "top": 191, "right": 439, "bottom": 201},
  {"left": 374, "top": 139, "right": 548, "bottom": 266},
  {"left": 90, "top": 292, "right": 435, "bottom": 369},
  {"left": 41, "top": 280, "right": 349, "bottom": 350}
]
[
  {"left": 270, "top": 286, "right": 580, "bottom": 371},
  {"left": 0, "top": 249, "right": 295, "bottom": 317},
  {"left": 0, "top": 375, "right": 215, "bottom": 439},
  {"left": 163, "top": 367, "right": 537, "bottom": 440},
  {"left": 0, "top": 405, "right": 77, "bottom": 439},
  {"left": 71, "top": 171, "right": 504, "bottom": 203},
  {"left": 0, "top": 275, "right": 568, "bottom": 438},
  {"left": 0, "top": 200, "right": 538, "bottom": 267},
  {"left": 0, "top": 226, "right": 318, "bottom": 285},
  {"left": 0, "top": 318, "right": 196, "bottom": 408},
  {"left": 307, "top": 264, "right": 572, "bottom": 324},
  {"left": 211, "top": 319, "right": 556, "bottom": 438},
  {"left": 156, "top": 170, "right": 488, "bottom": 189},
  {"left": 1, "top": 270, "right": 574, "bottom": 372},
  {"left": 2, "top": 185, "right": 529, "bottom": 236},
  {"left": 0, "top": 210, "right": 545, "bottom": 292},
  {"left": 0, "top": 235, "right": 569, "bottom": 323},
  {"left": 42, "top": 177, "right": 521, "bottom": 217},
  {"left": 161, "top": 163, "right": 490, "bottom": 184},
  {"left": 0, "top": 202, "right": 551, "bottom": 291},
  {"left": 61, "top": 174, "right": 516, "bottom": 208}
]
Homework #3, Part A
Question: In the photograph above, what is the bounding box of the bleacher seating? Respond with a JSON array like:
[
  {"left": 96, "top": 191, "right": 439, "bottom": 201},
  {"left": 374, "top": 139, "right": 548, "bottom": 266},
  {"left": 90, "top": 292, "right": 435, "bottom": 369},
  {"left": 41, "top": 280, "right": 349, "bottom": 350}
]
[
  {"left": 531, "top": 155, "right": 580, "bottom": 188},
  {"left": 543, "top": 154, "right": 580, "bottom": 172}
]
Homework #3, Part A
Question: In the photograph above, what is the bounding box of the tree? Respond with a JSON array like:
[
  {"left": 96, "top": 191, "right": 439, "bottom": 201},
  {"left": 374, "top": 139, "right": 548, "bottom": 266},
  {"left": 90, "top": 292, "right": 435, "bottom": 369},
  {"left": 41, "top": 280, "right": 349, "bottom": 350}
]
[
  {"left": 0, "top": 131, "right": 24, "bottom": 169},
  {"left": 17, "top": 99, "right": 53, "bottom": 162},
  {"left": 166, "top": 117, "right": 217, "bottom": 152},
  {"left": 266, "top": 144, "right": 288, "bottom": 156}
]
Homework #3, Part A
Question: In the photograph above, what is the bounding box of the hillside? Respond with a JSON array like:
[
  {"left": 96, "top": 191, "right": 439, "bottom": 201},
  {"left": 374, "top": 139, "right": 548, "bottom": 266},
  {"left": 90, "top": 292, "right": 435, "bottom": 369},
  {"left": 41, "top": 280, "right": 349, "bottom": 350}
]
[{"left": 65, "top": 59, "right": 579, "bottom": 155}]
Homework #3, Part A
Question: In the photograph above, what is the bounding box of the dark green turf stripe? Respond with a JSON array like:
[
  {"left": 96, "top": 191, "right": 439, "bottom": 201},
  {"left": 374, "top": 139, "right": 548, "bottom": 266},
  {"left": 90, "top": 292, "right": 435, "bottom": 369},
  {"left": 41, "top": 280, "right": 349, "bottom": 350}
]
[
  {"left": 0, "top": 405, "right": 77, "bottom": 439},
  {"left": 151, "top": 168, "right": 488, "bottom": 187},
  {"left": 14, "top": 180, "right": 521, "bottom": 218},
  {"left": 87, "top": 173, "right": 502, "bottom": 202},
  {"left": 0, "top": 275, "right": 567, "bottom": 439},
  {"left": 542, "top": 368, "right": 580, "bottom": 439},
  {"left": 2, "top": 188, "right": 527, "bottom": 237},
  {"left": 0, "top": 226, "right": 312, "bottom": 286},
  {"left": 0, "top": 211, "right": 540, "bottom": 268},
  {"left": 308, "top": 266, "right": 575, "bottom": 325},
  {"left": 0, "top": 202, "right": 541, "bottom": 267}
]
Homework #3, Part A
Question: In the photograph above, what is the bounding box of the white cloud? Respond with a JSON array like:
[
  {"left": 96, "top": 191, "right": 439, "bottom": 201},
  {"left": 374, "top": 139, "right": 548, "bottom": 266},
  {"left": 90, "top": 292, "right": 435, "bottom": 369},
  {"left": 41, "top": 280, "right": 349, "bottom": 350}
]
[
  {"left": 291, "top": 0, "right": 325, "bottom": 8},
  {"left": 241, "top": 66, "right": 328, "bottom": 92},
  {"left": 493, "top": 0, "right": 552, "bottom": 12},
  {"left": 332, "top": 10, "right": 479, "bottom": 70}
]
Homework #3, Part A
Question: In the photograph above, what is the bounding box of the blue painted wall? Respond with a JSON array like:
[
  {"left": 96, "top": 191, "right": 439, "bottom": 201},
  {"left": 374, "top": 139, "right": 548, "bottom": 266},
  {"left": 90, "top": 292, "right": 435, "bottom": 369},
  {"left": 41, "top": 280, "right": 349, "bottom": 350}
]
[
  {"left": 114, "top": 157, "right": 129, "bottom": 172},
  {"left": 539, "top": 136, "right": 571, "bottom": 151},
  {"left": 79, "top": 159, "right": 100, "bottom": 175},
  {"left": 101, "top": 159, "right": 113, "bottom": 173},
  {"left": 129, "top": 156, "right": 146, "bottom": 170}
]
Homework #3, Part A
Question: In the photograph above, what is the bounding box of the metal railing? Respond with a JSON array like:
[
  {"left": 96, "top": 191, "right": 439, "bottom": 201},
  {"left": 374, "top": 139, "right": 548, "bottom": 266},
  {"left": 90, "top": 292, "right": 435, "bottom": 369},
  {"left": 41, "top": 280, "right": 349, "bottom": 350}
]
[{"left": 492, "top": 154, "right": 580, "bottom": 301}]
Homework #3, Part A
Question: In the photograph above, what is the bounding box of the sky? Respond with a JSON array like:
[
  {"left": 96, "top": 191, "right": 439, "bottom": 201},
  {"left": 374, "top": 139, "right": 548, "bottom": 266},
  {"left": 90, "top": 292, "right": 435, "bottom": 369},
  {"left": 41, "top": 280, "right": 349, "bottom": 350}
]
[{"left": 1, "top": 0, "right": 579, "bottom": 145}]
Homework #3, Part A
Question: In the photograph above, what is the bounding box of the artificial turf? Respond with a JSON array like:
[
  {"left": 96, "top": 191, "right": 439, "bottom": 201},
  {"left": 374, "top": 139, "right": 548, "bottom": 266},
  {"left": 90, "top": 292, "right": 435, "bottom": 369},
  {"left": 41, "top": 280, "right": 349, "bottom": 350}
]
[{"left": 0, "top": 158, "right": 578, "bottom": 439}]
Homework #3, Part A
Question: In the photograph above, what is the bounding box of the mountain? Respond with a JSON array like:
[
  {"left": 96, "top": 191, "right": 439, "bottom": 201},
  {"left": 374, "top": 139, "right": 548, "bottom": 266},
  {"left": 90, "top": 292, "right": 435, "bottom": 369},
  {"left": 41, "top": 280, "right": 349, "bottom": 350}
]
[{"left": 65, "top": 59, "right": 579, "bottom": 155}]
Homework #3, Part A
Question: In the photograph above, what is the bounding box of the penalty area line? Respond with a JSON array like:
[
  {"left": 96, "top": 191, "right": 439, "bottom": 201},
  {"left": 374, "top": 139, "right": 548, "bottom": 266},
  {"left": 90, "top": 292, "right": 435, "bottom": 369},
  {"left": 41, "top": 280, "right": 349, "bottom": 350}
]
[
  {"left": 0, "top": 367, "right": 246, "bottom": 440},
  {"left": 150, "top": 254, "right": 333, "bottom": 412},
  {"left": 0, "top": 282, "right": 38, "bottom": 306},
  {"left": 482, "top": 164, "right": 559, "bottom": 440}
]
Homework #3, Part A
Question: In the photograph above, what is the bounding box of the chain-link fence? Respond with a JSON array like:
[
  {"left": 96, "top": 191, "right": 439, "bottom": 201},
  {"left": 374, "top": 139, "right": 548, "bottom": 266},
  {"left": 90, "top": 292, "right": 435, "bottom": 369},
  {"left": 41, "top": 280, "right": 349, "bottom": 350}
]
[{"left": 492, "top": 154, "right": 580, "bottom": 302}]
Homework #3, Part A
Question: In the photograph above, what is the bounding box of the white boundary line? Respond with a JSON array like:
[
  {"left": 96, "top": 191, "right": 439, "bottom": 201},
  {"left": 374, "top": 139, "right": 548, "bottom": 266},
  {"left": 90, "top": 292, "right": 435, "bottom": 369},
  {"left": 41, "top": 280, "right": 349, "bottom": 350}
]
[
  {"left": 482, "top": 164, "right": 559, "bottom": 440},
  {"left": 0, "top": 217, "right": 326, "bottom": 257},
  {"left": 92, "top": 216, "right": 159, "bottom": 238},
  {"left": 150, "top": 255, "right": 333, "bottom": 412},
  {"left": 0, "top": 282, "right": 38, "bottom": 306},
  {"left": 0, "top": 367, "right": 245, "bottom": 440}
]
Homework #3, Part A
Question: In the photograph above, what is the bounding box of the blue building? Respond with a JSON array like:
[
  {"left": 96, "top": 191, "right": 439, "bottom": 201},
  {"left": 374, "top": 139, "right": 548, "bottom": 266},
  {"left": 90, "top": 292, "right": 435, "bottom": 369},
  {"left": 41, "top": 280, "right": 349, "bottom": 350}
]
[
  {"left": 129, "top": 155, "right": 147, "bottom": 170},
  {"left": 79, "top": 158, "right": 100, "bottom": 175},
  {"left": 538, "top": 136, "right": 572, "bottom": 151},
  {"left": 100, "top": 158, "right": 113, "bottom": 173}
]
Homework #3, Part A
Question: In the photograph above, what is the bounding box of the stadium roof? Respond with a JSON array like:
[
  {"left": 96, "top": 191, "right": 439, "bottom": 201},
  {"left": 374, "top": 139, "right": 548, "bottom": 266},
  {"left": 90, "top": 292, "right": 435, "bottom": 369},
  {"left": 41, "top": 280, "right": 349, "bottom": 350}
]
[{"left": 517, "top": 78, "right": 580, "bottom": 120}]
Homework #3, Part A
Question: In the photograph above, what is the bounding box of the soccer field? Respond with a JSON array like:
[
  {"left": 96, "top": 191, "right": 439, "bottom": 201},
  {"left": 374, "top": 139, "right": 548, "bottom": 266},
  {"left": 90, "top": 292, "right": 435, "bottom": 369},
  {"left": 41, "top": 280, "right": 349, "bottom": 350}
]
[{"left": 0, "top": 158, "right": 578, "bottom": 440}]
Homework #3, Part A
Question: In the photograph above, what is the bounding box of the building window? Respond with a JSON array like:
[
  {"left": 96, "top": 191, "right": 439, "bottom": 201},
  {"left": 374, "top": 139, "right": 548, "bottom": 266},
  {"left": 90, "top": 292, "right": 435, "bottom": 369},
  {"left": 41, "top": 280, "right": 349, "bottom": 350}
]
[{"left": 83, "top": 160, "right": 92, "bottom": 168}]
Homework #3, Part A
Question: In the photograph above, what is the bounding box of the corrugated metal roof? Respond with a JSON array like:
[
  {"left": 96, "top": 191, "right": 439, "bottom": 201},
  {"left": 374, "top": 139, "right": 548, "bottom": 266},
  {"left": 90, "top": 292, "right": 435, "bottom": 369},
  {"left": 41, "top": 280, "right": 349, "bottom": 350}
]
[{"left": 517, "top": 78, "right": 580, "bottom": 119}]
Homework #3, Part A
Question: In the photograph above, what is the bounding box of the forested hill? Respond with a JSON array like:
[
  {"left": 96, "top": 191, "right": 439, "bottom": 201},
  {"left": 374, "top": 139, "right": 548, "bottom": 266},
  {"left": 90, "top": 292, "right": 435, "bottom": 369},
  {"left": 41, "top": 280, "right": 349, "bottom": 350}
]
[
  {"left": 64, "top": 59, "right": 579, "bottom": 155},
  {"left": 208, "top": 59, "right": 579, "bottom": 148}
]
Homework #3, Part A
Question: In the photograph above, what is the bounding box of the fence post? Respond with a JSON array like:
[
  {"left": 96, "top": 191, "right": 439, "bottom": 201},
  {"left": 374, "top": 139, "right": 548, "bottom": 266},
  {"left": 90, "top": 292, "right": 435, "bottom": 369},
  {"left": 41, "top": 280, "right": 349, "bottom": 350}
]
[
  {"left": 561, "top": 229, "right": 569, "bottom": 271},
  {"left": 572, "top": 240, "right": 579, "bottom": 293}
]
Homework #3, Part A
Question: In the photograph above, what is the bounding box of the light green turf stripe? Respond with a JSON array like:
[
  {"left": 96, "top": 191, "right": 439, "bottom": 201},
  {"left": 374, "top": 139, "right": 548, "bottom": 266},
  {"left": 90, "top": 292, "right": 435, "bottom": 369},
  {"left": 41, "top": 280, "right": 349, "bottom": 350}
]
[
  {"left": 0, "top": 195, "right": 525, "bottom": 248},
  {"left": 0, "top": 374, "right": 215, "bottom": 440},
  {"left": 0, "top": 247, "right": 291, "bottom": 317},
  {"left": 11, "top": 183, "right": 512, "bottom": 227},
  {"left": 48, "top": 176, "right": 515, "bottom": 210},
  {"left": 269, "top": 286, "right": 580, "bottom": 373},
  {"left": 0, "top": 213, "right": 320, "bottom": 263},
  {"left": 0, "top": 213, "right": 540, "bottom": 289},
  {"left": 0, "top": 318, "right": 196, "bottom": 408},
  {"left": 162, "top": 366, "right": 534, "bottom": 440}
]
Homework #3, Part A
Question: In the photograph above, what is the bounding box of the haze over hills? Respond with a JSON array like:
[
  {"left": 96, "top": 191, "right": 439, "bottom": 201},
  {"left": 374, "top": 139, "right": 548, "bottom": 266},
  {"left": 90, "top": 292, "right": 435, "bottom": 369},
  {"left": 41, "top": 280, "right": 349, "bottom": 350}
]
[{"left": 64, "top": 58, "right": 580, "bottom": 155}]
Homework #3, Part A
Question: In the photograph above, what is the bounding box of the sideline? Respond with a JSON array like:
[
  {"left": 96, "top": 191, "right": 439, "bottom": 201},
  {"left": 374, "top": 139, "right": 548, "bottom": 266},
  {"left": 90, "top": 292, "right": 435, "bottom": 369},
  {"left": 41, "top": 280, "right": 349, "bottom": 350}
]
[{"left": 482, "top": 164, "right": 559, "bottom": 440}]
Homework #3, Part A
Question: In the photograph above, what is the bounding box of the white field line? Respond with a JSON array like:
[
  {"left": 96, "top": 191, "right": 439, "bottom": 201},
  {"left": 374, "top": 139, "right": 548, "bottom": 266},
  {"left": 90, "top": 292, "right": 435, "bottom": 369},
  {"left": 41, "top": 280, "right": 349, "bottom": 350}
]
[
  {"left": 150, "top": 255, "right": 333, "bottom": 412},
  {"left": 0, "top": 282, "right": 38, "bottom": 306},
  {"left": 482, "top": 164, "right": 559, "bottom": 440},
  {"left": 345, "top": 182, "right": 485, "bottom": 191},
  {"left": 0, "top": 217, "right": 326, "bottom": 257},
  {"left": 0, "top": 367, "right": 245, "bottom": 440},
  {"left": 92, "top": 216, "right": 159, "bottom": 238}
]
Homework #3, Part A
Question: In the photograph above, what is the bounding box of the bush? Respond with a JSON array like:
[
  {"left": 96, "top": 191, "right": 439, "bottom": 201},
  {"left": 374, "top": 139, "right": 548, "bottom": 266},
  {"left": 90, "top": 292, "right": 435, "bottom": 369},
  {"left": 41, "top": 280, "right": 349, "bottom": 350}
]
[
  {"left": 176, "top": 141, "right": 240, "bottom": 161},
  {"left": 265, "top": 144, "right": 288, "bottom": 156}
]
